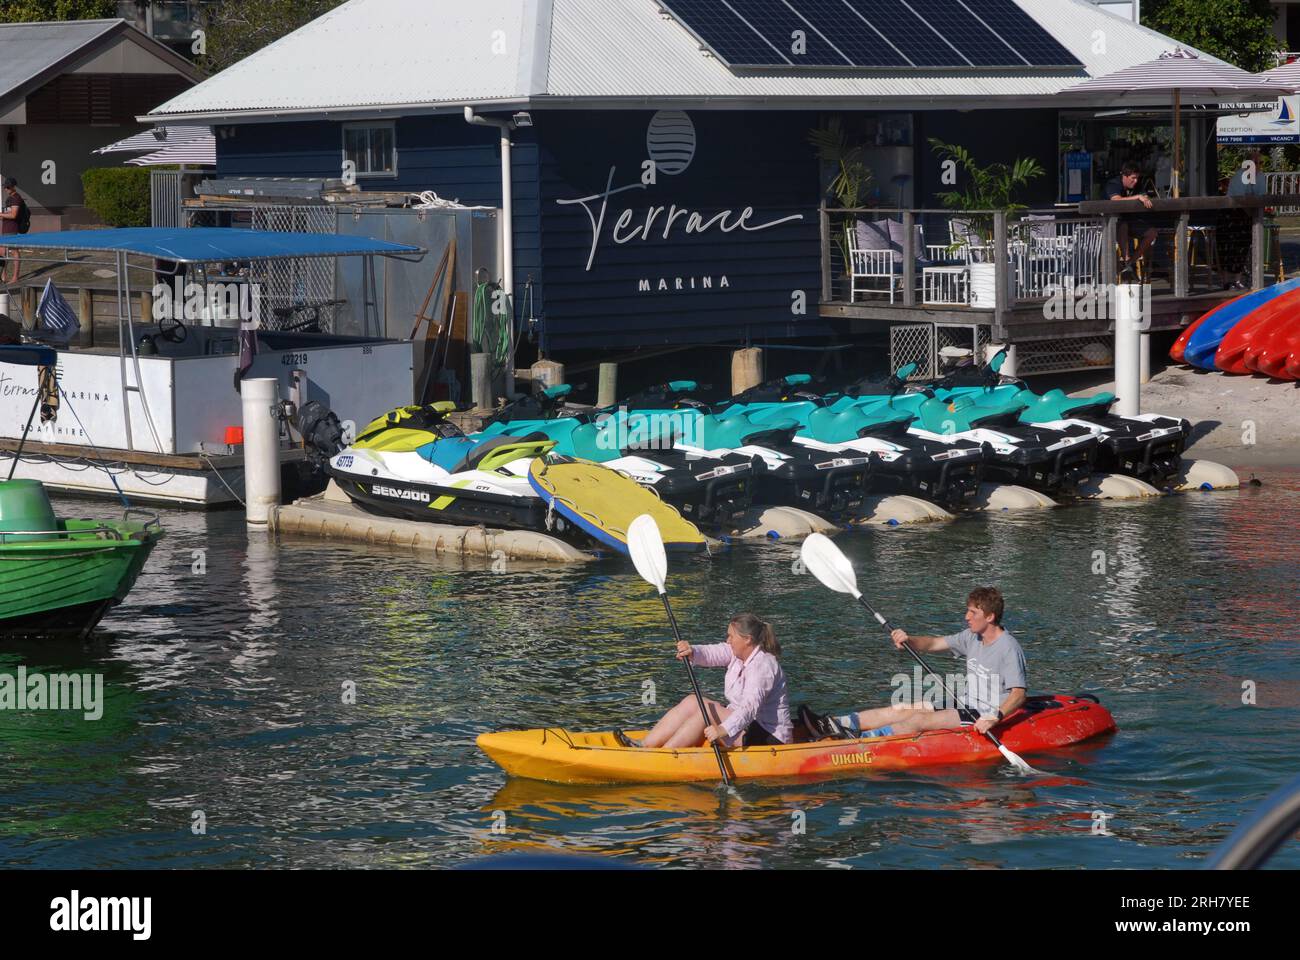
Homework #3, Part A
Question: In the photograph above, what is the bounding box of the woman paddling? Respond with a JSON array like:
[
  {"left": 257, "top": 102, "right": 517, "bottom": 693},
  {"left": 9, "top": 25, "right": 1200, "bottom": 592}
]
[{"left": 615, "top": 614, "right": 792, "bottom": 749}]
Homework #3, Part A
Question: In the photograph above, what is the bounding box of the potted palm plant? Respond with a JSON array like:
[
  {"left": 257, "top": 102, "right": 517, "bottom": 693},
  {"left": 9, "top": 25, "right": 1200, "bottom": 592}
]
[
  {"left": 929, "top": 140, "right": 1044, "bottom": 308},
  {"left": 810, "top": 119, "right": 874, "bottom": 278}
]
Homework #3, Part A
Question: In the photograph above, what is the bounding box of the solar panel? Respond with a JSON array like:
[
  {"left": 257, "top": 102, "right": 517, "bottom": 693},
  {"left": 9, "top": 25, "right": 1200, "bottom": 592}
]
[
  {"left": 906, "top": 0, "right": 1028, "bottom": 67},
  {"left": 659, "top": 0, "right": 1082, "bottom": 71},
  {"left": 659, "top": 0, "right": 796, "bottom": 66},
  {"left": 963, "top": 0, "right": 1079, "bottom": 68},
  {"left": 785, "top": 0, "right": 910, "bottom": 68},
  {"left": 848, "top": 0, "right": 968, "bottom": 68},
  {"left": 725, "top": 0, "right": 854, "bottom": 66}
]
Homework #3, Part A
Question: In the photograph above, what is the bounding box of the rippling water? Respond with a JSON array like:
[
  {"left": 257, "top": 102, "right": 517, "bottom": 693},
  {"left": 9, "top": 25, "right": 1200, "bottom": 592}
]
[{"left": 2, "top": 469, "right": 1298, "bottom": 869}]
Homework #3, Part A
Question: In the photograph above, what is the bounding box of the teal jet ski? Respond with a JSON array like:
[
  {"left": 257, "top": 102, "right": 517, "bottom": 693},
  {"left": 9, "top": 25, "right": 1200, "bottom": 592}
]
[
  {"left": 626, "top": 374, "right": 987, "bottom": 510},
  {"left": 477, "top": 385, "right": 759, "bottom": 529},
  {"left": 707, "top": 365, "right": 1099, "bottom": 496},
  {"left": 489, "top": 385, "right": 875, "bottom": 520},
  {"left": 920, "top": 349, "right": 1190, "bottom": 487}
]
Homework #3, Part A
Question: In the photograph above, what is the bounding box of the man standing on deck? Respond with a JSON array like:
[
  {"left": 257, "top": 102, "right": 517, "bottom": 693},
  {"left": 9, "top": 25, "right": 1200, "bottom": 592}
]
[
  {"left": 801, "top": 587, "right": 1027, "bottom": 740},
  {"left": 1105, "top": 162, "right": 1157, "bottom": 278}
]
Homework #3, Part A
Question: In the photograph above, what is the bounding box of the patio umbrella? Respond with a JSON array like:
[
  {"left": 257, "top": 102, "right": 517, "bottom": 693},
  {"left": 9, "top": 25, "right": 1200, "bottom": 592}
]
[
  {"left": 1061, "top": 48, "right": 1290, "bottom": 197},
  {"left": 1258, "top": 60, "right": 1300, "bottom": 89},
  {"left": 94, "top": 125, "right": 213, "bottom": 155}
]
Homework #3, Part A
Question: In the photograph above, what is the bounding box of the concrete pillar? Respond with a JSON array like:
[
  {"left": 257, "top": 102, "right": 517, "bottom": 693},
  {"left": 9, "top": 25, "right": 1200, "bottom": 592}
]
[
  {"left": 597, "top": 362, "right": 619, "bottom": 409},
  {"left": 530, "top": 359, "right": 565, "bottom": 391},
  {"left": 731, "top": 347, "right": 763, "bottom": 395},
  {"left": 470, "top": 352, "right": 492, "bottom": 411},
  {"left": 1139, "top": 333, "right": 1151, "bottom": 384},
  {"left": 1114, "top": 284, "right": 1142, "bottom": 416},
  {"left": 241, "top": 378, "right": 281, "bottom": 528}
]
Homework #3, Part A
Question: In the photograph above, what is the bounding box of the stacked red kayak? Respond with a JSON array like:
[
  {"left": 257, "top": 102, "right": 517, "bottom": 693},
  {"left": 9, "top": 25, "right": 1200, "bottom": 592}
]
[{"left": 1171, "top": 281, "right": 1300, "bottom": 380}]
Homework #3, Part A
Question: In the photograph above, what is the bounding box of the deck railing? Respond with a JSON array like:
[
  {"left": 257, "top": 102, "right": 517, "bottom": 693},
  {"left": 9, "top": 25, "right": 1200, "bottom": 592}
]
[{"left": 822, "top": 196, "right": 1282, "bottom": 321}]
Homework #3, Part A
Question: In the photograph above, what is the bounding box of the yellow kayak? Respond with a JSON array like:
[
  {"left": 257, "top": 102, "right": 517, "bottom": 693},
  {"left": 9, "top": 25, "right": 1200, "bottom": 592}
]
[
  {"left": 528, "top": 458, "right": 706, "bottom": 554},
  {"left": 477, "top": 696, "right": 1117, "bottom": 784}
]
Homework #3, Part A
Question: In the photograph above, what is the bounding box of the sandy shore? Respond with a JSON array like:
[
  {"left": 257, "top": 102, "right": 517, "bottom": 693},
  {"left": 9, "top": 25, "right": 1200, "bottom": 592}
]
[{"left": 1046, "top": 364, "right": 1300, "bottom": 471}]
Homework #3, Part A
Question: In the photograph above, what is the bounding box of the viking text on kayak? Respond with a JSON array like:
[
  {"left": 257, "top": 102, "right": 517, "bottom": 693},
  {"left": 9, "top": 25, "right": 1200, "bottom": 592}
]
[{"left": 50, "top": 891, "right": 151, "bottom": 940}]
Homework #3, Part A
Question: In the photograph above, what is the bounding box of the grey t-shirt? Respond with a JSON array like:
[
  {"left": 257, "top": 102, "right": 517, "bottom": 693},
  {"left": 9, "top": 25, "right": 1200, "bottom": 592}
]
[{"left": 942, "top": 628, "right": 1027, "bottom": 715}]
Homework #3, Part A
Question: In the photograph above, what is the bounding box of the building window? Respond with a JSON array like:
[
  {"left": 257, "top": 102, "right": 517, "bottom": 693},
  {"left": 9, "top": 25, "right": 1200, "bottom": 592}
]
[{"left": 343, "top": 124, "right": 396, "bottom": 178}]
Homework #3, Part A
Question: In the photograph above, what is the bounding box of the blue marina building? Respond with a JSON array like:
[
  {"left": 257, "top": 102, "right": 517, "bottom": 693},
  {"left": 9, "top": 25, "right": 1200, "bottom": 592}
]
[{"left": 145, "top": 0, "right": 1236, "bottom": 360}]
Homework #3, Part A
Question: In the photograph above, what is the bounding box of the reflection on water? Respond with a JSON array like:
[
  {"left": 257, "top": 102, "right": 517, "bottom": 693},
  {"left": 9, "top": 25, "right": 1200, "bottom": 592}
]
[{"left": 0, "top": 473, "right": 1298, "bottom": 868}]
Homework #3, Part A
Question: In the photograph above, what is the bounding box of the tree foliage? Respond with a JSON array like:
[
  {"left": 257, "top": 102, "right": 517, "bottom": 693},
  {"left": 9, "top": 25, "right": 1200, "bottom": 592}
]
[
  {"left": 81, "top": 167, "right": 151, "bottom": 227},
  {"left": 929, "top": 140, "right": 1045, "bottom": 243},
  {"left": 0, "top": 1, "right": 114, "bottom": 22},
  {"left": 199, "top": 0, "right": 348, "bottom": 74},
  {"left": 1142, "top": 0, "right": 1280, "bottom": 72}
]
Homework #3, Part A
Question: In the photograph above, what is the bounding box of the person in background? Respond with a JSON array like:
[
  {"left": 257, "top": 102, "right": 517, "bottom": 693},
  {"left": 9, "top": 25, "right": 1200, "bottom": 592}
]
[
  {"left": 0, "top": 177, "right": 26, "bottom": 284},
  {"left": 1104, "top": 162, "right": 1157, "bottom": 278},
  {"left": 1220, "top": 149, "right": 1263, "bottom": 290}
]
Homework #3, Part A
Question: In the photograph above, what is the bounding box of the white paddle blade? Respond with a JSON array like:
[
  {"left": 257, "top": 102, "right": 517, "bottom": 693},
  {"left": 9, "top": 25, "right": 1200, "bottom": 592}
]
[
  {"left": 628, "top": 513, "right": 668, "bottom": 594},
  {"left": 997, "top": 743, "right": 1041, "bottom": 775},
  {"left": 799, "top": 533, "right": 861, "bottom": 598}
]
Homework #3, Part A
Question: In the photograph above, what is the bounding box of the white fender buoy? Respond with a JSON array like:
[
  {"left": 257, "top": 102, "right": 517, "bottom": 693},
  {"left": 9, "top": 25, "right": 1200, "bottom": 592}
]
[
  {"left": 729, "top": 505, "right": 840, "bottom": 540},
  {"left": 972, "top": 484, "right": 1058, "bottom": 511},
  {"left": 852, "top": 495, "right": 954, "bottom": 526},
  {"left": 1074, "top": 473, "right": 1163, "bottom": 500},
  {"left": 1173, "top": 459, "right": 1240, "bottom": 492}
]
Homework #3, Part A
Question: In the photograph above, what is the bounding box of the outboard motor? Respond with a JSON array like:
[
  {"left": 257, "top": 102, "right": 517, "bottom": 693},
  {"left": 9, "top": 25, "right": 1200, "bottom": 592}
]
[{"left": 296, "top": 400, "right": 346, "bottom": 469}]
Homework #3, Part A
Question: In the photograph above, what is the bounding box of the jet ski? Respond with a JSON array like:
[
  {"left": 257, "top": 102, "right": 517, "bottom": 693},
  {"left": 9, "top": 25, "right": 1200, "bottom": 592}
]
[
  {"left": 295, "top": 400, "right": 709, "bottom": 554},
  {"left": 920, "top": 349, "right": 1190, "bottom": 488},
  {"left": 828, "top": 367, "right": 1100, "bottom": 496},
  {"left": 612, "top": 384, "right": 875, "bottom": 520},
  {"left": 300, "top": 401, "right": 562, "bottom": 530},
  {"left": 476, "top": 385, "right": 758, "bottom": 530},
  {"left": 629, "top": 374, "right": 988, "bottom": 511}
]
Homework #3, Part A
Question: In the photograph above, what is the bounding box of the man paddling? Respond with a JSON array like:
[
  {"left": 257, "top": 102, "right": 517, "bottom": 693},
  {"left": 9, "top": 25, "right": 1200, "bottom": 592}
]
[{"left": 802, "top": 587, "right": 1026, "bottom": 740}]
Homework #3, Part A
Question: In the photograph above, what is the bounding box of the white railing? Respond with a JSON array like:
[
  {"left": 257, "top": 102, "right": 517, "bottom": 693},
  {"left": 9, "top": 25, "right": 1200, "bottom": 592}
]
[{"left": 1265, "top": 172, "right": 1300, "bottom": 215}]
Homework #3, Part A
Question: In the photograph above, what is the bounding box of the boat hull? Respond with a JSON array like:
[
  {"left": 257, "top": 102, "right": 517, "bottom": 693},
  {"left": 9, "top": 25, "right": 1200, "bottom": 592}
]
[
  {"left": 477, "top": 694, "right": 1116, "bottom": 784},
  {"left": 0, "top": 533, "right": 158, "bottom": 636}
]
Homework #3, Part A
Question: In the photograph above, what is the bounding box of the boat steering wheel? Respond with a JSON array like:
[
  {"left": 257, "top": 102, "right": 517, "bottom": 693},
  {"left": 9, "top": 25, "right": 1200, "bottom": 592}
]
[{"left": 158, "top": 317, "right": 188, "bottom": 344}]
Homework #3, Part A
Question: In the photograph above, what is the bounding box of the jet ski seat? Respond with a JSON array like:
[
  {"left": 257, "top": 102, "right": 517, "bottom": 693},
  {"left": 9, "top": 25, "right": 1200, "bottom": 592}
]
[
  {"left": 1014, "top": 388, "right": 1115, "bottom": 423},
  {"left": 420, "top": 432, "right": 556, "bottom": 473},
  {"left": 804, "top": 402, "right": 913, "bottom": 444}
]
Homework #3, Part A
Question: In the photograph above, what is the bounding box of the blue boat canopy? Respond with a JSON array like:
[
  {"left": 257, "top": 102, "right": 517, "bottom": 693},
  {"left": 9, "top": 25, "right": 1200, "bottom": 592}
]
[
  {"left": 6, "top": 228, "right": 424, "bottom": 263},
  {"left": 0, "top": 345, "right": 58, "bottom": 366}
]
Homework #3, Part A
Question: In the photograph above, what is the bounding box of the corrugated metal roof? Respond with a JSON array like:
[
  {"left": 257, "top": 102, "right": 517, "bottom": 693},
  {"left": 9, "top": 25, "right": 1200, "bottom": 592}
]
[
  {"left": 150, "top": 0, "right": 1230, "bottom": 120},
  {"left": 544, "top": 0, "right": 1225, "bottom": 105},
  {"left": 150, "top": 0, "right": 531, "bottom": 118},
  {"left": 0, "top": 19, "right": 121, "bottom": 100}
]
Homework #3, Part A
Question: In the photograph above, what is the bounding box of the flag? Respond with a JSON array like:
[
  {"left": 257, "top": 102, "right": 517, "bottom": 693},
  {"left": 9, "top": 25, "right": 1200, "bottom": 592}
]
[
  {"left": 36, "top": 279, "right": 80, "bottom": 344},
  {"left": 233, "top": 322, "right": 258, "bottom": 393}
]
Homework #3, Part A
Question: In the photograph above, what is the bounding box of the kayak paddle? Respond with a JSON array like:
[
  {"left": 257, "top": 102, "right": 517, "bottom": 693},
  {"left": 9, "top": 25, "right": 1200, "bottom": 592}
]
[
  {"left": 799, "top": 533, "right": 1041, "bottom": 775},
  {"left": 628, "top": 513, "right": 732, "bottom": 786}
]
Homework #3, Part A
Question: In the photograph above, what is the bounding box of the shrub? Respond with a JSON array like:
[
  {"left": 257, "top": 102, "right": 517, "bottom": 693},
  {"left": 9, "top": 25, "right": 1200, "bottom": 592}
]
[{"left": 81, "top": 167, "right": 152, "bottom": 227}]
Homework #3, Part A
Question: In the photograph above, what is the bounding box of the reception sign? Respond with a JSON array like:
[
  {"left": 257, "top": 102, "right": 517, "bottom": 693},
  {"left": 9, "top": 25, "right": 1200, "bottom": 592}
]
[{"left": 1217, "top": 97, "right": 1300, "bottom": 144}]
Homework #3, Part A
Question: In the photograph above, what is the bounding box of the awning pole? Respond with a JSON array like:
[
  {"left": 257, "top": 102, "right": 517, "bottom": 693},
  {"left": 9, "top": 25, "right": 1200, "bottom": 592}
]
[{"left": 1173, "top": 88, "right": 1182, "bottom": 199}]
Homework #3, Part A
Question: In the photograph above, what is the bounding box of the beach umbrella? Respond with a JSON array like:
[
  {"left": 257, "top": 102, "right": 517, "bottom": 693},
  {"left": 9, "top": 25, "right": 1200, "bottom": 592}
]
[
  {"left": 94, "top": 125, "right": 213, "bottom": 155},
  {"left": 1061, "top": 49, "right": 1290, "bottom": 197}
]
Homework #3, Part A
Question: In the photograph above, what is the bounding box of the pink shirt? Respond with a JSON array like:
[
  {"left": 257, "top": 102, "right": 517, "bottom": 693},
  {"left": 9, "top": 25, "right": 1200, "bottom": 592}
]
[{"left": 691, "top": 643, "right": 792, "bottom": 744}]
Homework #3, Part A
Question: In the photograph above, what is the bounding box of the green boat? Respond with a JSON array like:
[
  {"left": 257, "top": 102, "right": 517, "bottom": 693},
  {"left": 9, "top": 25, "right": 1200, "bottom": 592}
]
[{"left": 1, "top": 345, "right": 163, "bottom": 637}]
